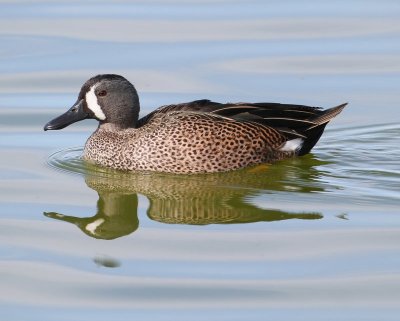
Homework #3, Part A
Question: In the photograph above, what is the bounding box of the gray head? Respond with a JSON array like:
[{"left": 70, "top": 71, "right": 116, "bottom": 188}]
[{"left": 44, "top": 74, "right": 140, "bottom": 131}]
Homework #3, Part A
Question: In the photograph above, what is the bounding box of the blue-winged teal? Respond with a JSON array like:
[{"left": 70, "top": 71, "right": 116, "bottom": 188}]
[{"left": 44, "top": 74, "right": 346, "bottom": 174}]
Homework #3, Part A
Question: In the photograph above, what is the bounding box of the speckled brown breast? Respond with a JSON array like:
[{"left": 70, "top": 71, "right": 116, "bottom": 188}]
[{"left": 84, "top": 111, "right": 292, "bottom": 174}]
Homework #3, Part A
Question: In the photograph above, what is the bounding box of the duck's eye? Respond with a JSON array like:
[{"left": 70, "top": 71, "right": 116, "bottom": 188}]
[{"left": 98, "top": 90, "right": 107, "bottom": 97}]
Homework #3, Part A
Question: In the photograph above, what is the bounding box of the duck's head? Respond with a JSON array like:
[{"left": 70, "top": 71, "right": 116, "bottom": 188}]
[{"left": 44, "top": 74, "right": 140, "bottom": 131}]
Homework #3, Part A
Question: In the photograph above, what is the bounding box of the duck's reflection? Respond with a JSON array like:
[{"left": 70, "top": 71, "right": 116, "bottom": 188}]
[
  {"left": 45, "top": 192, "right": 139, "bottom": 239},
  {"left": 44, "top": 155, "right": 326, "bottom": 240}
]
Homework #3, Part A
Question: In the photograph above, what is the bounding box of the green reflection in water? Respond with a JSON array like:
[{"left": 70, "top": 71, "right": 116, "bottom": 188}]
[{"left": 44, "top": 150, "right": 328, "bottom": 240}]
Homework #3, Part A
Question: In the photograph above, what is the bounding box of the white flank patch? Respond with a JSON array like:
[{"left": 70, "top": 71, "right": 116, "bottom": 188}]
[
  {"left": 279, "top": 138, "right": 304, "bottom": 152},
  {"left": 85, "top": 218, "right": 105, "bottom": 234},
  {"left": 86, "top": 84, "right": 106, "bottom": 120}
]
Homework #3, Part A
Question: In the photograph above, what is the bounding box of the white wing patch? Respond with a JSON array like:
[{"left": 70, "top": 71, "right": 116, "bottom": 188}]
[
  {"left": 86, "top": 84, "right": 106, "bottom": 120},
  {"left": 279, "top": 138, "right": 304, "bottom": 152}
]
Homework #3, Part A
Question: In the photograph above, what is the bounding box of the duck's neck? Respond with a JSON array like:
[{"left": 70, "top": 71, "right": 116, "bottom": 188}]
[
  {"left": 98, "top": 99, "right": 140, "bottom": 130},
  {"left": 99, "top": 122, "right": 136, "bottom": 131}
]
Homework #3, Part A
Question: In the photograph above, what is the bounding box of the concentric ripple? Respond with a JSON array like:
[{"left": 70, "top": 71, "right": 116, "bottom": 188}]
[
  {"left": 47, "top": 147, "right": 86, "bottom": 175},
  {"left": 47, "top": 146, "right": 115, "bottom": 178}
]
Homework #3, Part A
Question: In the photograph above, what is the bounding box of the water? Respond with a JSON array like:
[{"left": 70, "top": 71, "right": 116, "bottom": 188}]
[{"left": 1, "top": 1, "right": 400, "bottom": 320}]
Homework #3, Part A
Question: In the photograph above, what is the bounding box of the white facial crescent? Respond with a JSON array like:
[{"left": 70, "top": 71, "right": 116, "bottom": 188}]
[{"left": 86, "top": 84, "right": 106, "bottom": 120}]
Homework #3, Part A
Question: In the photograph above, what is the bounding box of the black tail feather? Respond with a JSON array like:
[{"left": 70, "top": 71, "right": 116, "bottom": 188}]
[
  {"left": 297, "top": 123, "right": 328, "bottom": 155},
  {"left": 298, "top": 103, "right": 347, "bottom": 155}
]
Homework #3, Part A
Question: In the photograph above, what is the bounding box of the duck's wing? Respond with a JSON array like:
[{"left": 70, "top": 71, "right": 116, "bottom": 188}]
[
  {"left": 137, "top": 99, "right": 319, "bottom": 126},
  {"left": 136, "top": 99, "right": 222, "bottom": 127},
  {"left": 137, "top": 99, "right": 347, "bottom": 155},
  {"left": 209, "top": 101, "right": 347, "bottom": 155}
]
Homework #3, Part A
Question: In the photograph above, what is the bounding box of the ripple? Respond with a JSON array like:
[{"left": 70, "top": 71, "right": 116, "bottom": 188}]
[
  {"left": 47, "top": 146, "right": 121, "bottom": 178},
  {"left": 316, "top": 123, "right": 400, "bottom": 203},
  {"left": 47, "top": 146, "right": 87, "bottom": 176},
  {"left": 46, "top": 145, "right": 330, "bottom": 192}
]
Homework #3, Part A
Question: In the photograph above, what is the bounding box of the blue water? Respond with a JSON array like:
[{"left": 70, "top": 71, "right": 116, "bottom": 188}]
[{"left": 1, "top": 1, "right": 400, "bottom": 321}]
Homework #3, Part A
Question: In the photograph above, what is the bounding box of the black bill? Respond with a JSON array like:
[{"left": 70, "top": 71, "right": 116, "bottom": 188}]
[{"left": 44, "top": 100, "right": 89, "bottom": 131}]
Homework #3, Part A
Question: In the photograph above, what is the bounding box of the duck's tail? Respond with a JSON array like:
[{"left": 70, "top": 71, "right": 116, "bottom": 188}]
[{"left": 297, "top": 103, "right": 347, "bottom": 155}]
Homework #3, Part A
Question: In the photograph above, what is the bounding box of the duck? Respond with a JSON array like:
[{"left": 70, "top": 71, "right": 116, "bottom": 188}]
[{"left": 44, "top": 74, "right": 346, "bottom": 174}]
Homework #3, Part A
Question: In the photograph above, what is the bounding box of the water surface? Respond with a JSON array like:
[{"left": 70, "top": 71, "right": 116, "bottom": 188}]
[{"left": 1, "top": 1, "right": 400, "bottom": 321}]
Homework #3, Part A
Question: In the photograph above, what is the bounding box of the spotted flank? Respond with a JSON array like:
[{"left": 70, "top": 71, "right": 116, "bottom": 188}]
[{"left": 44, "top": 74, "right": 347, "bottom": 174}]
